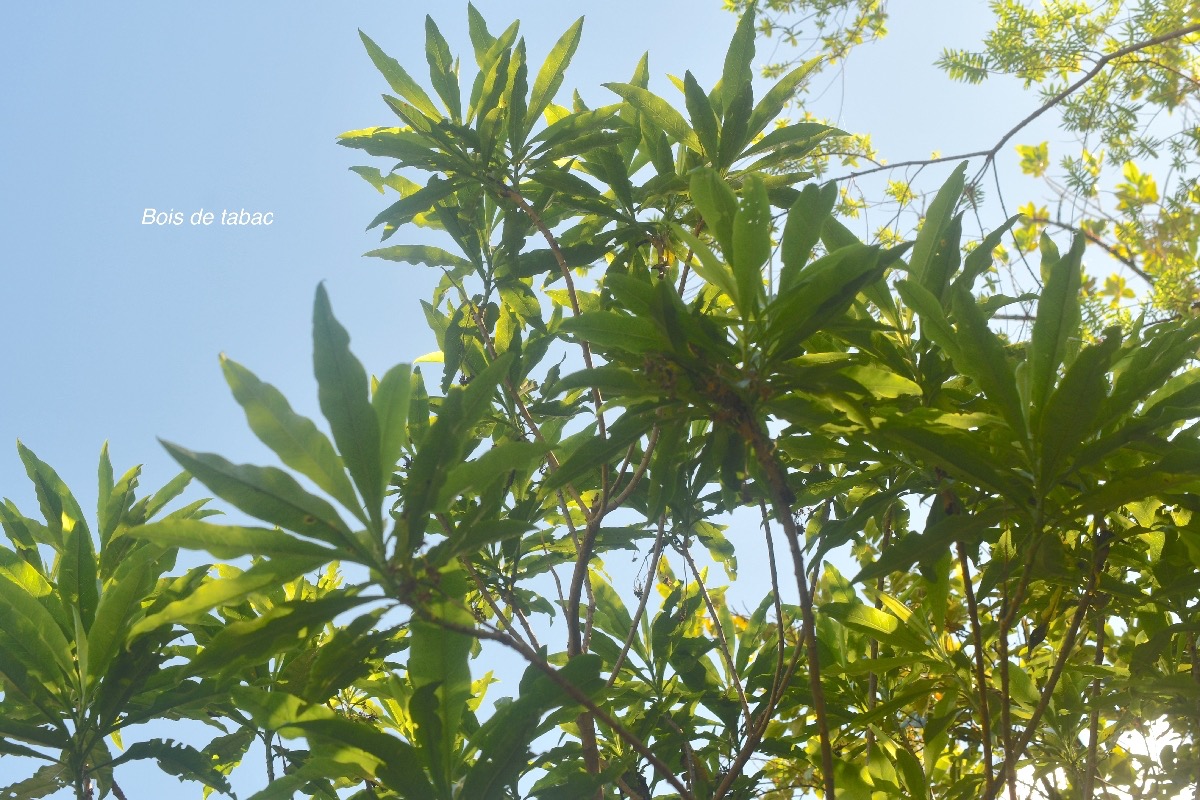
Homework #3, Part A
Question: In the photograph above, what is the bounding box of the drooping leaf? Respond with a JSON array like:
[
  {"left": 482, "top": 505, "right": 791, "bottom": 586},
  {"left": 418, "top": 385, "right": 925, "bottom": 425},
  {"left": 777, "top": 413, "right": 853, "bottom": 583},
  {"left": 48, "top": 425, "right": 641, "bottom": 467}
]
[{"left": 313, "top": 285, "right": 383, "bottom": 533}]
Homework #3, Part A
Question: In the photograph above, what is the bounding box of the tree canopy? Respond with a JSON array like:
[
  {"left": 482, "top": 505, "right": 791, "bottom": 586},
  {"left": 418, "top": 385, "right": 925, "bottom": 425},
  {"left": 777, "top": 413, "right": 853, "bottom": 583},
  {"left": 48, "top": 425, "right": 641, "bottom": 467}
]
[{"left": 1, "top": 3, "right": 1198, "bottom": 800}]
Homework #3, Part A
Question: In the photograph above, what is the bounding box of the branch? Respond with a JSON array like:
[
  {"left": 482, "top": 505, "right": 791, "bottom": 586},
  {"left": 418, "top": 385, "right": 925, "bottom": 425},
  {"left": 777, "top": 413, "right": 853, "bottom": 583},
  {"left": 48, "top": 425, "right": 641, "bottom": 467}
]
[
  {"left": 678, "top": 542, "right": 754, "bottom": 729},
  {"left": 832, "top": 22, "right": 1200, "bottom": 189},
  {"left": 958, "top": 539, "right": 994, "bottom": 778}
]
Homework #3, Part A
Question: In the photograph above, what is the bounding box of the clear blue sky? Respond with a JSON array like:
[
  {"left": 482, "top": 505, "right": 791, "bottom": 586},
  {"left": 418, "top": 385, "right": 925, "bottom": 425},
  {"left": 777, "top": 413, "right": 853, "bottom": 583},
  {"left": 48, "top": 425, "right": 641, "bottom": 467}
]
[{"left": 0, "top": 2, "right": 1041, "bottom": 795}]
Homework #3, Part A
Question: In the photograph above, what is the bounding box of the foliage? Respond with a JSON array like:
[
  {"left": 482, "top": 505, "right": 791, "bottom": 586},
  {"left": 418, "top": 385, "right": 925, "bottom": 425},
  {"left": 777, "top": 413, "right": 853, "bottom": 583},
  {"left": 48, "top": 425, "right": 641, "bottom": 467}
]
[
  {"left": 726, "top": 0, "right": 1200, "bottom": 321},
  {"left": 3, "top": 5, "right": 1200, "bottom": 800}
]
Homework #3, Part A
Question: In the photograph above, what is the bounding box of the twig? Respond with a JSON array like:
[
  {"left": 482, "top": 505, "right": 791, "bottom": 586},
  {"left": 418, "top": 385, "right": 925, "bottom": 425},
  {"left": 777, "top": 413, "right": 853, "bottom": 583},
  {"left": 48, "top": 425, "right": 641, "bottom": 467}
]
[
  {"left": 678, "top": 542, "right": 754, "bottom": 729},
  {"left": 1081, "top": 604, "right": 1106, "bottom": 800},
  {"left": 831, "top": 23, "right": 1200, "bottom": 186},
  {"left": 958, "top": 539, "right": 994, "bottom": 778},
  {"left": 607, "top": 516, "right": 669, "bottom": 687}
]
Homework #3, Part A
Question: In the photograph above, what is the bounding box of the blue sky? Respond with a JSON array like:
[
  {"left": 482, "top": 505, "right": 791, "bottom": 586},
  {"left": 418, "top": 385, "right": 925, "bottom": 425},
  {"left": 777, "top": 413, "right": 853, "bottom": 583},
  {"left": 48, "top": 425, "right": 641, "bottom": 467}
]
[{"left": 0, "top": 1, "right": 1043, "bottom": 795}]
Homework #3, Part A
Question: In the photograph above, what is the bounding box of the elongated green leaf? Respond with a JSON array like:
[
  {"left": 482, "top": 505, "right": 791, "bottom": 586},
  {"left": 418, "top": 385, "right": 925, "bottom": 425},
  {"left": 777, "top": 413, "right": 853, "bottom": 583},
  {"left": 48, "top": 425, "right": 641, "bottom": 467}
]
[
  {"left": 87, "top": 544, "right": 162, "bottom": 682},
  {"left": 732, "top": 173, "right": 770, "bottom": 316},
  {"left": 672, "top": 223, "right": 741, "bottom": 306},
  {"left": 558, "top": 311, "right": 667, "bottom": 355},
  {"left": 688, "top": 168, "right": 737, "bottom": 257},
  {"left": 188, "top": 594, "right": 370, "bottom": 677},
  {"left": 436, "top": 441, "right": 550, "bottom": 510},
  {"left": 408, "top": 565, "right": 474, "bottom": 786},
  {"left": 108, "top": 739, "right": 233, "bottom": 796},
  {"left": 373, "top": 363, "right": 413, "bottom": 498},
  {"left": 720, "top": 5, "right": 756, "bottom": 117},
  {"left": 60, "top": 512, "right": 99, "bottom": 629},
  {"left": 403, "top": 354, "right": 514, "bottom": 552},
  {"left": 603, "top": 83, "right": 701, "bottom": 153},
  {"left": 950, "top": 285, "right": 1029, "bottom": 441},
  {"left": 359, "top": 30, "right": 441, "bottom": 119},
  {"left": 364, "top": 244, "right": 473, "bottom": 272},
  {"left": 288, "top": 717, "right": 432, "bottom": 796},
  {"left": 161, "top": 442, "right": 362, "bottom": 559},
  {"left": 779, "top": 182, "right": 838, "bottom": 287},
  {"left": 130, "top": 556, "right": 326, "bottom": 638},
  {"left": 0, "top": 572, "right": 74, "bottom": 692},
  {"left": 313, "top": 285, "right": 383, "bottom": 533},
  {"left": 129, "top": 519, "right": 340, "bottom": 562},
  {"left": 544, "top": 411, "right": 652, "bottom": 491},
  {"left": 527, "top": 17, "right": 583, "bottom": 134},
  {"left": 424, "top": 16, "right": 461, "bottom": 121},
  {"left": 744, "top": 57, "right": 822, "bottom": 144},
  {"left": 879, "top": 421, "right": 1027, "bottom": 499},
  {"left": 908, "top": 162, "right": 966, "bottom": 297},
  {"left": 766, "top": 244, "right": 904, "bottom": 359},
  {"left": 1037, "top": 332, "right": 1121, "bottom": 487},
  {"left": 462, "top": 655, "right": 604, "bottom": 799},
  {"left": 823, "top": 602, "right": 926, "bottom": 652},
  {"left": 683, "top": 71, "right": 719, "bottom": 160},
  {"left": 222, "top": 356, "right": 363, "bottom": 522},
  {"left": 368, "top": 177, "right": 456, "bottom": 241},
  {"left": 1028, "top": 233, "right": 1084, "bottom": 426}
]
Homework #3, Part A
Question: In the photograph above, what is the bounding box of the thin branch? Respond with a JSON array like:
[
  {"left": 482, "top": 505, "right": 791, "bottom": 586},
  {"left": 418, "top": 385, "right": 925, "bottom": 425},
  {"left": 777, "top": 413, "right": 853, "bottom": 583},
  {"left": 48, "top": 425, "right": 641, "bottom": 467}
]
[
  {"left": 678, "top": 542, "right": 754, "bottom": 729},
  {"left": 831, "top": 22, "right": 1200, "bottom": 187},
  {"left": 607, "top": 516, "right": 669, "bottom": 687},
  {"left": 958, "top": 539, "right": 994, "bottom": 778},
  {"left": 1082, "top": 603, "right": 1106, "bottom": 800}
]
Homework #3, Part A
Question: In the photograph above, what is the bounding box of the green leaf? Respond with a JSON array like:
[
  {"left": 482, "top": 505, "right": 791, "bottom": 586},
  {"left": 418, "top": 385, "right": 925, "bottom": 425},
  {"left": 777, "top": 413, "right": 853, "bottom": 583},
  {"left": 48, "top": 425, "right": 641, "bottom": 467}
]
[
  {"left": 160, "top": 442, "right": 364, "bottom": 560},
  {"left": 950, "top": 285, "right": 1028, "bottom": 441},
  {"left": 672, "top": 223, "right": 740, "bottom": 306},
  {"left": 313, "top": 284, "right": 383, "bottom": 534},
  {"left": 188, "top": 594, "right": 370, "bottom": 677},
  {"left": 527, "top": 17, "right": 584, "bottom": 134},
  {"left": 129, "top": 519, "right": 341, "bottom": 562},
  {"left": 368, "top": 177, "right": 457, "bottom": 241},
  {"left": 877, "top": 422, "right": 1028, "bottom": 502},
  {"left": 403, "top": 354, "right": 514, "bottom": 552},
  {"left": 779, "top": 181, "right": 838, "bottom": 288},
  {"left": 129, "top": 556, "right": 327, "bottom": 638},
  {"left": 359, "top": 30, "right": 441, "bottom": 119},
  {"left": 720, "top": 5, "right": 756, "bottom": 118},
  {"left": 0, "top": 573, "right": 74, "bottom": 699},
  {"left": 60, "top": 510, "right": 99, "bottom": 629},
  {"left": 87, "top": 544, "right": 162, "bottom": 682},
  {"left": 364, "top": 244, "right": 473, "bottom": 272},
  {"left": 373, "top": 363, "right": 413, "bottom": 499},
  {"left": 543, "top": 411, "right": 652, "bottom": 492},
  {"left": 823, "top": 602, "right": 926, "bottom": 652},
  {"left": 744, "top": 58, "right": 822, "bottom": 145},
  {"left": 436, "top": 441, "right": 550, "bottom": 511},
  {"left": 1028, "top": 233, "right": 1084, "bottom": 427},
  {"left": 558, "top": 311, "right": 667, "bottom": 354},
  {"left": 287, "top": 717, "right": 432, "bottom": 796},
  {"left": 424, "top": 15, "right": 461, "bottom": 121},
  {"left": 688, "top": 168, "right": 738, "bottom": 257},
  {"left": 108, "top": 739, "right": 233, "bottom": 796},
  {"left": 731, "top": 173, "right": 770, "bottom": 316},
  {"left": 221, "top": 355, "right": 363, "bottom": 523},
  {"left": 908, "top": 162, "right": 966, "bottom": 299},
  {"left": 408, "top": 565, "right": 474, "bottom": 788},
  {"left": 603, "top": 83, "right": 701, "bottom": 153},
  {"left": 1037, "top": 331, "right": 1121, "bottom": 487},
  {"left": 766, "top": 244, "right": 904, "bottom": 360},
  {"left": 683, "top": 71, "right": 719, "bottom": 160}
]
